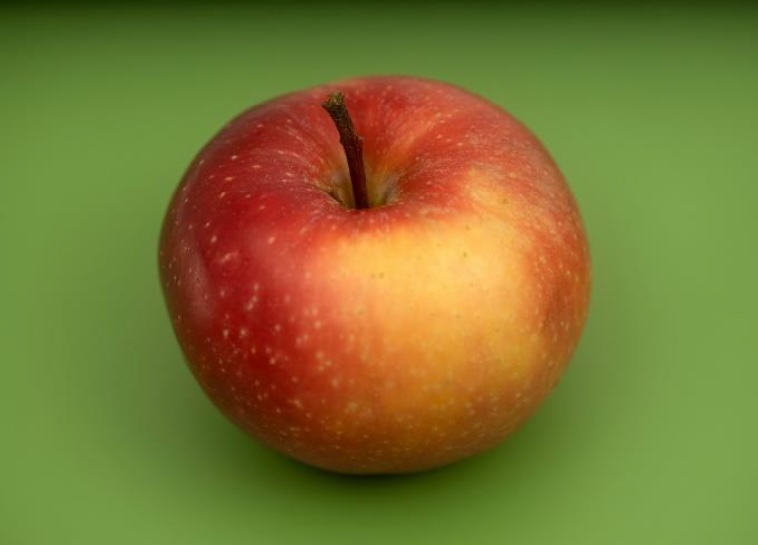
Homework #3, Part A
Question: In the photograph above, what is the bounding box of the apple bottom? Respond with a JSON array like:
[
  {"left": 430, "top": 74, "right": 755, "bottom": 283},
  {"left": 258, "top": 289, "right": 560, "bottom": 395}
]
[
  {"left": 183, "top": 219, "right": 583, "bottom": 474},
  {"left": 221, "top": 373, "right": 564, "bottom": 475},
  {"left": 196, "top": 321, "right": 573, "bottom": 476}
]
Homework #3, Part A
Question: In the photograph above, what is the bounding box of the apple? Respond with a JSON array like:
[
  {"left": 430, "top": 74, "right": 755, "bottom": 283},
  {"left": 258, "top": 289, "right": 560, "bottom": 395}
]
[{"left": 159, "top": 76, "right": 591, "bottom": 474}]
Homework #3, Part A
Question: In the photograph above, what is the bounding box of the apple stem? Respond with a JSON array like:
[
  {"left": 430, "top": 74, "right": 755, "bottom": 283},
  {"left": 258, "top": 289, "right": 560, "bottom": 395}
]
[{"left": 322, "top": 92, "right": 370, "bottom": 210}]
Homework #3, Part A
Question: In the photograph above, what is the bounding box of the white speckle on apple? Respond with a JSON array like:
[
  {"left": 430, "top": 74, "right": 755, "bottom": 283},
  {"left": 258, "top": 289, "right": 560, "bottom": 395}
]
[
  {"left": 291, "top": 376, "right": 299, "bottom": 383},
  {"left": 239, "top": 327, "right": 248, "bottom": 338},
  {"left": 218, "top": 191, "right": 227, "bottom": 199},
  {"left": 244, "top": 296, "right": 258, "bottom": 311},
  {"left": 222, "top": 329, "right": 230, "bottom": 339},
  {"left": 331, "top": 377, "right": 341, "bottom": 389},
  {"left": 230, "top": 155, "right": 238, "bottom": 161},
  {"left": 267, "top": 235, "right": 276, "bottom": 244},
  {"left": 252, "top": 164, "right": 261, "bottom": 169},
  {"left": 224, "top": 176, "right": 235, "bottom": 182},
  {"left": 210, "top": 235, "right": 218, "bottom": 244},
  {"left": 219, "top": 251, "right": 237, "bottom": 264},
  {"left": 314, "top": 320, "right": 323, "bottom": 330},
  {"left": 290, "top": 398, "right": 303, "bottom": 409}
]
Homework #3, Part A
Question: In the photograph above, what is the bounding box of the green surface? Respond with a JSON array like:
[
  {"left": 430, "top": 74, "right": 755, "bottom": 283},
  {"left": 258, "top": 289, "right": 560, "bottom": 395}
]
[{"left": 2, "top": 5, "right": 757, "bottom": 544}]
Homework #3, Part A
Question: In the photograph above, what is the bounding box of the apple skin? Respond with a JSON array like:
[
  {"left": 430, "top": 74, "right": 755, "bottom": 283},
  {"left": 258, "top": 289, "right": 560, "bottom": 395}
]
[{"left": 159, "top": 76, "right": 591, "bottom": 474}]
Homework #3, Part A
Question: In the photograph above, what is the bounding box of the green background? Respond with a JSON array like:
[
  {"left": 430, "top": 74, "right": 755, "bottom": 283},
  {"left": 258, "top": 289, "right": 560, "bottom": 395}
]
[{"left": 2, "top": 4, "right": 757, "bottom": 544}]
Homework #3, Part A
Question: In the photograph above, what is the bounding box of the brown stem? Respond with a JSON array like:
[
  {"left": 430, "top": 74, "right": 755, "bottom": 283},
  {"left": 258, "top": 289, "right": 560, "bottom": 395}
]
[{"left": 321, "top": 92, "right": 369, "bottom": 210}]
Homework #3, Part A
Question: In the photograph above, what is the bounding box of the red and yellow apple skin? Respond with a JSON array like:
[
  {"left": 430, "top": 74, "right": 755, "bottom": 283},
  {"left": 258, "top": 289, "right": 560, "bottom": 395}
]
[{"left": 159, "top": 76, "right": 591, "bottom": 474}]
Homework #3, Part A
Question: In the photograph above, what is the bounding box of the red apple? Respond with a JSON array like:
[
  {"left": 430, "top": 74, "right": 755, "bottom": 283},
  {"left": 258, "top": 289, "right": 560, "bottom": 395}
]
[{"left": 159, "top": 76, "right": 591, "bottom": 474}]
